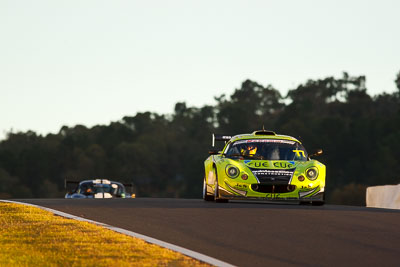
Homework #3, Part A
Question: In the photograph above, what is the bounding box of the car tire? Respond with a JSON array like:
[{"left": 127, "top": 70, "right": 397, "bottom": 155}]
[
  {"left": 214, "top": 169, "right": 228, "bottom": 203},
  {"left": 300, "top": 200, "right": 325, "bottom": 206},
  {"left": 203, "top": 177, "right": 214, "bottom": 201},
  {"left": 312, "top": 192, "right": 325, "bottom": 206}
]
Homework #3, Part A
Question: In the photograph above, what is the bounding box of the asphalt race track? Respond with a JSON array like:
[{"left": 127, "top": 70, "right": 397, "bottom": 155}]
[{"left": 16, "top": 198, "right": 400, "bottom": 267}]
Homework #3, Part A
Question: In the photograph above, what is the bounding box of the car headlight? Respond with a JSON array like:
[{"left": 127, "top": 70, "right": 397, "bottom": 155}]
[
  {"left": 226, "top": 165, "right": 240, "bottom": 178},
  {"left": 306, "top": 167, "right": 318, "bottom": 180}
]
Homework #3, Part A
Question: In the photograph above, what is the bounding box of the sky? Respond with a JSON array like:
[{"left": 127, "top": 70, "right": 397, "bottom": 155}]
[{"left": 1, "top": 0, "right": 399, "bottom": 140}]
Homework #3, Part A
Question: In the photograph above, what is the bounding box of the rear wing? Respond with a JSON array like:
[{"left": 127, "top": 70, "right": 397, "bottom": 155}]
[
  {"left": 64, "top": 179, "right": 80, "bottom": 193},
  {"left": 122, "top": 183, "right": 134, "bottom": 193},
  {"left": 212, "top": 134, "right": 233, "bottom": 147}
]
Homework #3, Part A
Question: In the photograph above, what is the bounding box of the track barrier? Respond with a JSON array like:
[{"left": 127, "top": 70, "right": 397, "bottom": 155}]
[{"left": 366, "top": 184, "right": 400, "bottom": 210}]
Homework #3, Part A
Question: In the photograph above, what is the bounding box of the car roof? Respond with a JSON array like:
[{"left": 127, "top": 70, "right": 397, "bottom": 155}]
[{"left": 229, "top": 130, "right": 302, "bottom": 144}]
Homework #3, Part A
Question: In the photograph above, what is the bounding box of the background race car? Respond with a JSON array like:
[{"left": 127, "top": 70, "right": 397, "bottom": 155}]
[
  {"left": 65, "top": 179, "right": 135, "bottom": 198},
  {"left": 203, "top": 130, "right": 326, "bottom": 205}
]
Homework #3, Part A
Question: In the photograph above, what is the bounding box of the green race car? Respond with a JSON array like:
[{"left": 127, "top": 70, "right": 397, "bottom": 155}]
[{"left": 203, "top": 130, "right": 326, "bottom": 205}]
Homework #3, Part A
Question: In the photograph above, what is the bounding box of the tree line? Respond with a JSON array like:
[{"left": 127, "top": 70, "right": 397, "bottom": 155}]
[{"left": 1, "top": 72, "right": 399, "bottom": 205}]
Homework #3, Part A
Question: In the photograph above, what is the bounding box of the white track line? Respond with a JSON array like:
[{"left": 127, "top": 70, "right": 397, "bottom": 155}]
[{"left": 0, "top": 200, "right": 235, "bottom": 267}]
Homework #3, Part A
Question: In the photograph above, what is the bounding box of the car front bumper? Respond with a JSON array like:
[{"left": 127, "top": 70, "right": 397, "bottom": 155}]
[{"left": 218, "top": 184, "right": 325, "bottom": 202}]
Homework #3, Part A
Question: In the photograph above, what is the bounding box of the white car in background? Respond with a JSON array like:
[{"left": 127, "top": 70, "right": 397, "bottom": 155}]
[{"left": 65, "top": 179, "right": 135, "bottom": 198}]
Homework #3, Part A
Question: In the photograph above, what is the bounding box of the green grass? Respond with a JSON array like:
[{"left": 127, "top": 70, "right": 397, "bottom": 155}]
[{"left": 0, "top": 203, "right": 210, "bottom": 266}]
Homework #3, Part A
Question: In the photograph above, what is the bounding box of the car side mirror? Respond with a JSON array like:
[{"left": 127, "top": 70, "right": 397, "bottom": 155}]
[
  {"left": 309, "top": 149, "right": 323, "bottom": 157},
  {"left": 208, "top": 149, "right": 220, "bottom": 155}
]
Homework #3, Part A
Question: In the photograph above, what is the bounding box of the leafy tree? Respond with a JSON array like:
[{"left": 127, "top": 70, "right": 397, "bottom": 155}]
[
  {"left": 215, "top": 80, "right": 283, "bottom": 133},
  {"left": 395, "top": 71, "right": 400, "bottom": 93}
]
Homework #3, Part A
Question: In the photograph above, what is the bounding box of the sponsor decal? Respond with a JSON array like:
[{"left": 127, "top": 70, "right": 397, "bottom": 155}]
[
  {"left": 246, "top": 161, "right": 294, "bottom": 169},
  {"left": 292, "top": 149, "right": 306, "bottom": 157},
  {"left": 233, "top": 183, "right": 247, "bottom": 190},
  {"left": 266, "top": 193, "right": 281, "bottom": 199},
  {"left": 252, "top": 169, "right": 294, "bottom": 176},
  {"left": 225, "top": 182, "right": 247, "bottom": 196},
  {"left": 299, "top": 184, "right": 314, "bottom": 189},
  {"left": 273, "top": 162, "right": 294, "bottom": 168},
  {"left": 246, "top": 161, "right": 269, "bottom": 168}
]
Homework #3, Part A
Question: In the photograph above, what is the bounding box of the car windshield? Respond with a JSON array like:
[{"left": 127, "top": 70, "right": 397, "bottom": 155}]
[{"left": 224, "top": 139, "right": 308, "bottom": 161}]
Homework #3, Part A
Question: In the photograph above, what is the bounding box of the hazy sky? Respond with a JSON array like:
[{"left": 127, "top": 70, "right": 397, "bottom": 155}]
[{"left": 1, "top": 0, "right": 399, "bottom": 140}]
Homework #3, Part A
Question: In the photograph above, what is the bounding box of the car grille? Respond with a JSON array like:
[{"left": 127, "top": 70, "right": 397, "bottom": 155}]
[
  {"left": 251, "top": 184, "right": 297, "bottom": 193},
  {"left": 250, "top": 168, "right": 295, "bottom": 184}
]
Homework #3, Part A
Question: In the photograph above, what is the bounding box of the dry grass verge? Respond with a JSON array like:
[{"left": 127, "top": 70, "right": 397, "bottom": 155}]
[{"left": 0, "top": 203, "right": 210, "bottom": 267}]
